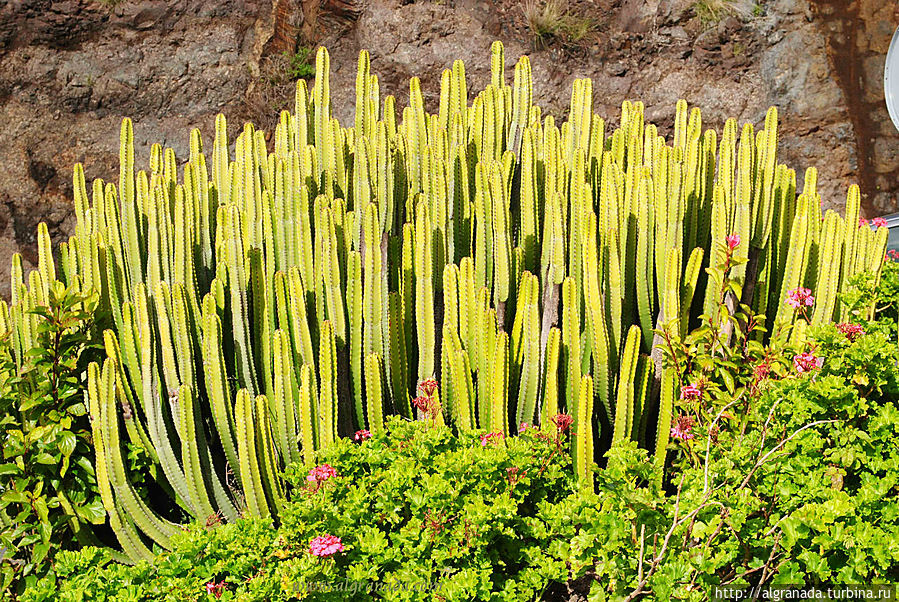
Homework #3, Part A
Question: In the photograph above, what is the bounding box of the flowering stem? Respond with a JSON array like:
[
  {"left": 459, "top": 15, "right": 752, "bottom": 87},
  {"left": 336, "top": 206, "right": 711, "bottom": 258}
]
[{"left": 660, "top": 328, "right": 686, "bottom": 389}]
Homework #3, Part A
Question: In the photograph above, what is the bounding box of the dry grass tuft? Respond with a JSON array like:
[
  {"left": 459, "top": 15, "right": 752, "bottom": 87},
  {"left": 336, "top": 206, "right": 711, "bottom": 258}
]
[
  {"left": 693, "top": 0, "right": 757, "bottom": 26},
  {"left": 521, "top": 0, "right": 595, "bottom": 49}
]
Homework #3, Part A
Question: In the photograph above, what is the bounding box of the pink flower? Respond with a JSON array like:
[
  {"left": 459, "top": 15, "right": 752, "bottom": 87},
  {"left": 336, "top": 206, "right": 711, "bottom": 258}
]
[
  {"left": 551, "top": 413, "right": 574, "bottom": 433},
  {"left": 412, "top": 396, "right": 431, "bottom": 412},
  {"left": 887, "top": 250, "right": 899, "bottom": 262},
  {"left": 205, "top": 581, "right": 226, "bottom": 599},
  {"left": 725, "top": 233, "right": 741, "bottom": 250},
  {"left": 872, "top": 217, "right": 888, "bottom": 228},
  {"left": 417, "top": 378, "right": 439, "bottom": 398},
  {"left": 859, "top": 218, "right": 869, "bottom": 228},
  {"left": 309, "top": 534, "right": 345, "bottom": 557},
  {"left": 480, "top": 432, "right": 504, "bottom": 446},
  {"left": 753, "top": 363, "right": 771, "bottom": 381},
  {"left": 670, "top": 415, "right": 695, "bottom": 441},
  {"left": 354, "top": 429, "right": 371, "bottom": 442},
  {"left": 836, "top": 322, "right": 865, "bottom": 341},
  {"left": 518, "top": 423, "right": 529, "bottom": 434},
  {"left": 307, "top": 464, "right": 337, "bottom": 483},
  {"left": 793, "top": 352, "right": 824, "bottom": 374},
  {"left": 412, "top": 392, "right": 442, "bottom": 420},
  {"left": 680, "top": 384, "right": 702, "bottom": 401},
  {"left": 786, "top": 287, "right": 814, "bottom": 309}
]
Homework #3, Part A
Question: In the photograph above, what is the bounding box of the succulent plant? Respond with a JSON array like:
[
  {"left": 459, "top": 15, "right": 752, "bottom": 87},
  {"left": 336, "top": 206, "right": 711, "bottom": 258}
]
[{"left": 1, "top": 41, "right": 887, "bottom": 560}]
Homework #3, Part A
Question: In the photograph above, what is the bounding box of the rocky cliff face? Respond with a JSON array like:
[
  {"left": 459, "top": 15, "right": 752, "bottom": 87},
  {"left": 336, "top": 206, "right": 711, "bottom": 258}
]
[
  {"left": 810, "top": 0, "right": 899, "bottom": 215},
  {"left": 0, "top": 0, "right": 896, "bottom": 298}
]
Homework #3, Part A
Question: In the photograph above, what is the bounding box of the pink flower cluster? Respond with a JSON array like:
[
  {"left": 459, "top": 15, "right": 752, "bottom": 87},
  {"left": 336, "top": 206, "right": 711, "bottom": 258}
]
[
  {"left": 307, "top": 464, "right": 337, "bottom": 484},
  {"left": 680, "top": 384, "right": 702, "bottom": 401},
  {"left": 670, "top": 415, "right": 695, "bottom": 441},
  {"left": 753, "top": 362, "right": 771, "bottom": 381},
  {"left": 861, "top": 217, "right": 888, "bottom": 228},
  {"left": 793, "top": 352, "right": 823, "bottom": 374},
  {"left": 413, "top": 378, "right": 442, "bottom": 420},
  {"left": 785, "top": 287, "right": 814, "bottom": 309},
  {"left": 836, "top": 322, "right": 865, "bottom": 341},
  {"left": 480, "top": 432, "right": 504, "bottom": 446},
  {"left": 418, "top": 378, "right": 439, "bottom": 398},
  {"left": 309, "top": 534, "right": 344, "bottom": 557},
  {"left": 887, "top": 250, "right": 899, "bottom": 262},
  {"left": 551, "top": 413, "right": 574, "bottom": 433},
  {"left": 725, "top": 233, "right": 741, "bottom": 250},
  {"left": 205, "top": 581, "right": 226, "bottom": 599},
  {"left": 354, "top": 429, "right": 372, "bottom": 442}
]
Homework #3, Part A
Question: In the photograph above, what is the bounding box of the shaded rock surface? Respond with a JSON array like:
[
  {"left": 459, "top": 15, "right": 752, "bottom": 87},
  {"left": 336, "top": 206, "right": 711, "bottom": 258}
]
[{"left": 0, "top": 0, "right": 897, "bottom": 299}]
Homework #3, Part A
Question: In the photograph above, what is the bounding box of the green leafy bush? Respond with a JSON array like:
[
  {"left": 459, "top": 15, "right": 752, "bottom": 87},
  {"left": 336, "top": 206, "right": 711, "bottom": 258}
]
[
  {"left": 531, "top": 261, "right": 899, "bottom": 597},
  {"left": 275, "top": 418, "right": 576, "bottom": 601},
  {"left": 528, "top": 346, "right": 899, "bottom": 598},
  {"left": 23, "top": 418, "right": 578, "bottom": 601},
  {"left": 0, "top": 283, "right": 109, "bottom": 597},
  {"left": 21, "top": 354, "right": 899, "bottom": 600},
  {"left": 21, "top": 518, "right": 278, "bottom": 602},
  {"left": 282, "top": 47, "right": 316, "bottom": 81}
]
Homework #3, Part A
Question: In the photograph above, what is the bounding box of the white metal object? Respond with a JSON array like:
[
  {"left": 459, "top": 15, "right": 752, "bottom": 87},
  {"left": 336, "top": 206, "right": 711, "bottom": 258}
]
[{"left": 885, "top": 25, "right": 899, "bottom": 132}]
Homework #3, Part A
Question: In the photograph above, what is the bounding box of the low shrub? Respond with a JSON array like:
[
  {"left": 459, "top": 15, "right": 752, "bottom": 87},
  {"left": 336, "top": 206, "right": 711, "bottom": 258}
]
[
  {"left": 516, "top": 314, "right": 899, "bottom": 596},
  {"left": 521, "top": 0, "right": 595, "bottom": 48},
  {"left": 23, "top": 418, "right": 578, "bottom": 601},
  {"left": 0, "top": 283, "right": 109, "bottom": 597}
]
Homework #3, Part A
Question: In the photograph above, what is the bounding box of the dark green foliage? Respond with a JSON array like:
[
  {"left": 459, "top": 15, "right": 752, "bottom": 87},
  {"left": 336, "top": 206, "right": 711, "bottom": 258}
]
[
  {"left": 283, "top": 48, "right": 316, "bottom": 81},
  {"left": 0, "top": 285, "right": 108, "bottom": 597}
]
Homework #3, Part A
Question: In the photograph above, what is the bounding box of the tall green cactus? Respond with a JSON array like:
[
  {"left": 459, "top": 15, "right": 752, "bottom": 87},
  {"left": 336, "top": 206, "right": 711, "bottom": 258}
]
[
  {"left": 653, "top": 367, "right": 678, "bottom": 487},
  {"left": 318, "top": 320, "right": 338, "bottom": 448},
  {"left": 4, "top": 43, "right": 885, "bottom": 558},
  {"left": 612, "top": 325, "right": 641, "bottom": 445},
  {"left": 572, "top": 375, "right": 594, "bottom": 483},
  {"left": 365, "top": 353, "right": 386, "bottom": 434}
]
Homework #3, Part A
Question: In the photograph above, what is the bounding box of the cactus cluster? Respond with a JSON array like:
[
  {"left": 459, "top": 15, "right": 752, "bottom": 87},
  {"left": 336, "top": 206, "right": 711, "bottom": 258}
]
[{"left": 0, "top": 43, "right": 887, "bottom": 559}]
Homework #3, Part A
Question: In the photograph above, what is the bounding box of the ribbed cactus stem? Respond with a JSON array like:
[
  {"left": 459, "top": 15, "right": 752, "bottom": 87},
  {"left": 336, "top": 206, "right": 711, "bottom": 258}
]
[
  {"left": 318, "top": 320, "right": 338, "bottom": 448},
  {"left": 414, "top": 203, "right": 436, "bottom": 383},
  {"left": 612, "top": 325, "right": 641, "bottom": 445},
  {"left": 491, "top": 330, "right": 510, "bottom": 434},
  {"left": 8, "top": 44, "right": 889, "bottom": 540},
  {"left": 653, "top": 367, "right": 677, "bottom": 487},
  {"left": 561, "top": 277, "right": 581, "bottom": 418},
  {"left": 365, "top": 353, "right": 386, "bottom": 434},
  {"left": 297, "top": 364, "right": 318, "bottom": 465},
  {"left": 235, "top": 389, "right": 269, "bottom": 519},
  {"left": 178, "top": 384, "right": 217, "bottom": 521},
  {"left": 572, "top": 374, "right": 594, "bottom": 484}
]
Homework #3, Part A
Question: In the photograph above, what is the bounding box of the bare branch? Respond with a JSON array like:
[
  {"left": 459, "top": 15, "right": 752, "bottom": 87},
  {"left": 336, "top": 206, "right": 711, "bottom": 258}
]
[
  {"left": 704, "top": 397, "right": 742, "bottom": 495},
  {"left": 624, "top": 477, "right": 715, "bottom": 602},
  {"left": 739, "top": 419, "right": 838, "bottom": 490}
]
